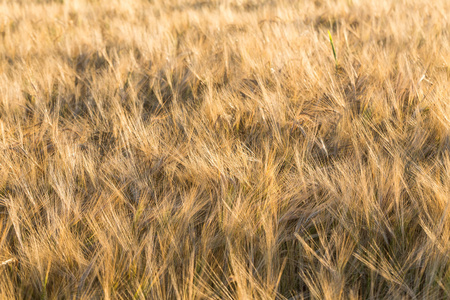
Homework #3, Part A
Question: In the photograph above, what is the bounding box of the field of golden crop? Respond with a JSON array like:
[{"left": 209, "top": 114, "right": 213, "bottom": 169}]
[{"left": 0, "top": 0, "right": 449, "bottom": 298}]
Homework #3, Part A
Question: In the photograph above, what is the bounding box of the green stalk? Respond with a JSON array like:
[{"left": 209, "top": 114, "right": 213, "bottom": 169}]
[{"left": 328, "top": 30, "right": 338, "bottom": 68}]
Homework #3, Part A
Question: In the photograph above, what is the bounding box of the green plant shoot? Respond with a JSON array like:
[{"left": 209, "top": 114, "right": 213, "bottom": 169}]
[{"left": 328, "top": 30, "right": 338, "bottom": 67}]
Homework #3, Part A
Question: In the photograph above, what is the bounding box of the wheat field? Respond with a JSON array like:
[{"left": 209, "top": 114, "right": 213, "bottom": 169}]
[{"left": 0, "top": 0, "right": 449, "bottom": 299}]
